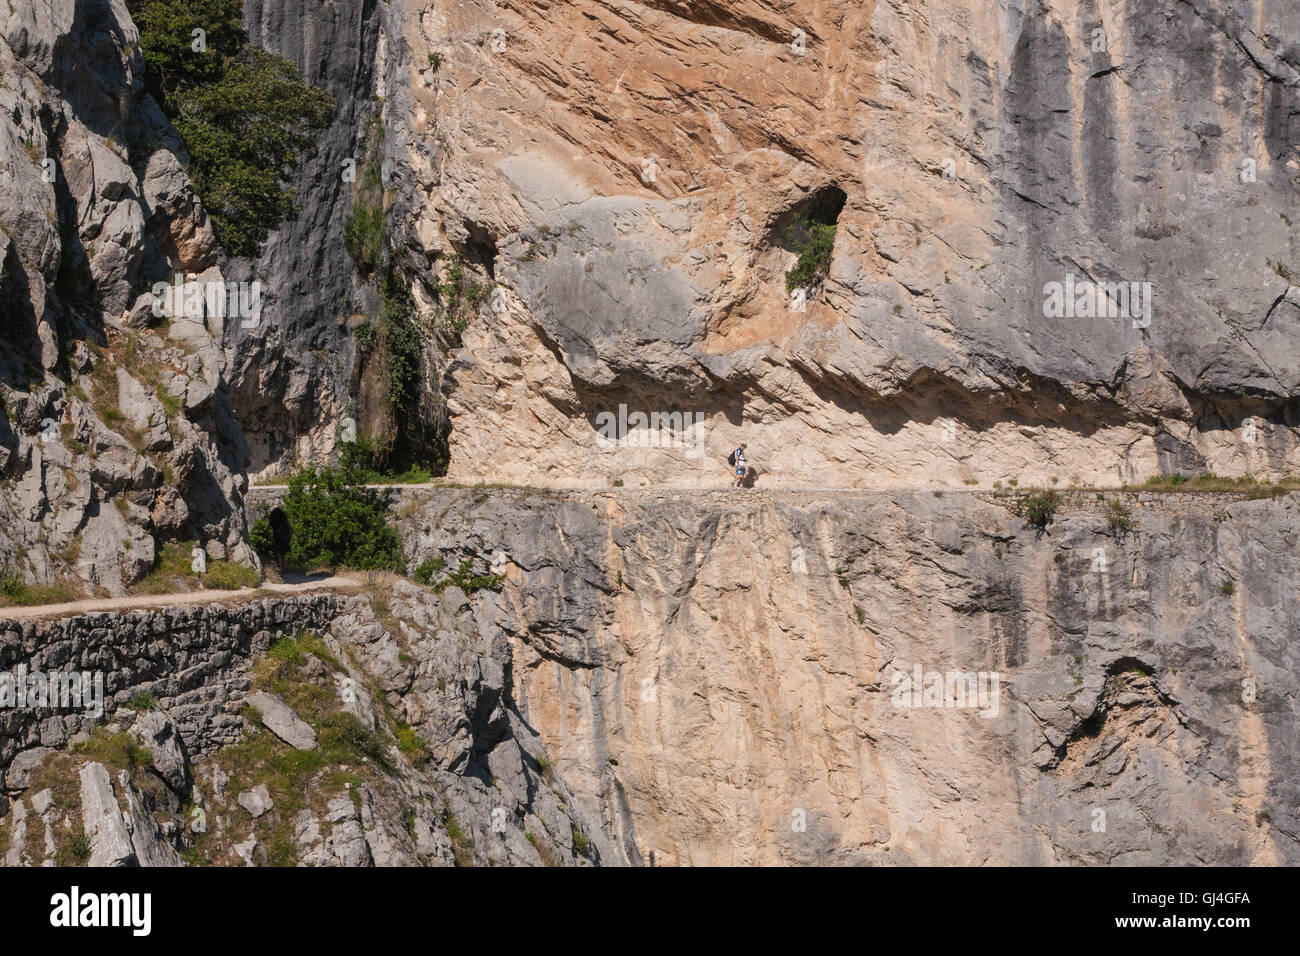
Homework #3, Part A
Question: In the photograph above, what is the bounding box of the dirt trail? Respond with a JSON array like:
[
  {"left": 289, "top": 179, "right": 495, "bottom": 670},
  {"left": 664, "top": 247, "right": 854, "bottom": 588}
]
[{"left": 0, "top": 574, "right": 365, "bottom": 622}]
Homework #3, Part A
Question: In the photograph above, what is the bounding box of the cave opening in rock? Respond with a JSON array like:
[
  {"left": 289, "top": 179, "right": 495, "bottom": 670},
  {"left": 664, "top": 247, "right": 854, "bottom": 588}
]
[
  {"left": 768, "top": 185, "right": 847, "bottom": 291},
  {"left": 460, "top": 219, "right": 498, "bottom": 280}
]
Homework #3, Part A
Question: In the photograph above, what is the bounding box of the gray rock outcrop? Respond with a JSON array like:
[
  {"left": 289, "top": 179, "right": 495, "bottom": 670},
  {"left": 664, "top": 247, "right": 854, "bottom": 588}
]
[
  {"left": 245, "top": 693, "right": 318, "bottom": 750},
  {"left": 0, "top": 0, "right": 260, "bottom": 596},
  {"left": 237, "top": 785, "right": 274, "bottom": 819},
  {"left": 79, "top": 762, "right": 135, "bottom": 867},
  {"left": 129, "top": 709, "right": 192, "bottom": 794}
]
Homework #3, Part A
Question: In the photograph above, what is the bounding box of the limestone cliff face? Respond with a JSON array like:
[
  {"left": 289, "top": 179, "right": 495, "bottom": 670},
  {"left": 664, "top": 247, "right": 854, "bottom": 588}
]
[
  {"left": 376, "top": 0, "right": 1300, "bottom": 488},
  {"left": 8, "top": 0, "right": 1295, "bottom": 585},
  {"left": 223, "top": 0, "right": 384, "bottom": 473},
  {"left": 3, "top": 486, "right": 1297, "bottom": 866},
  {"left": 399, "top": 488, "right": 1299, "bottom": 865},
  {"left": 0, "top": 0, "right": 258, "bottom": 594},
  {"left": 2, "top": 0, "right": 1299, "bottom": 869}
]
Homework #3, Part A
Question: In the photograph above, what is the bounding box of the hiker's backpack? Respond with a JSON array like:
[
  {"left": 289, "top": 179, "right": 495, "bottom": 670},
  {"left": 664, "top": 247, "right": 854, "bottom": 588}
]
[{"left": 727, "top": 450, "right": 737, "bottom": 467}]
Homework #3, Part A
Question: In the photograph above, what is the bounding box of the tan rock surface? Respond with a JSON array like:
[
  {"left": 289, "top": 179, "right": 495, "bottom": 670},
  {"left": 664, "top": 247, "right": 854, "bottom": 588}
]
[
  {"left": 400, "top": 486, "right": 1298, "bottom": 865},
  {"left": 373, "top": 0, "right": 1300, "bottom": 488}
]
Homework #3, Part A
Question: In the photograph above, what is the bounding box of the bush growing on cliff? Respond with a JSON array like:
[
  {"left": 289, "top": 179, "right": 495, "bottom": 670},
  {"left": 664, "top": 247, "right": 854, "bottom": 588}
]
[
  {"left": 173, "top": 50, "right": 334, "bottom": 255},
  {"left": 339, "top": 434, "right": 434, "bottom": 484},
  {"left": 784, "top": 222, "right": 837, "bottom": 292},
  {"left": 571, "top": 825, "right": 591, "bottom": 857},
  {"left": 443, "top": 558, "right": 505, "bottom": 594},
  {"left": 411, "top": 555, "right": 446, "bottom": 586},
  {"left": 344, "top": 204, "right": 385, "bottom": 276},
  {"left": 277, "top": 466, "right": 404, "bottom": 572},
  {"left": 62, "top": 830, "right": 92, "bottom": 866},
  {"left": 411, "top": 555, "right": 503, "bottom": 594},
  {"left": 1104, "top": 498, "right": 1134, "bottom": 534},
  {"left": 130, "top": 0, "right": 243, "bottom": 89},
  {"left": 373, "top": 276, "right": 450, "bottom": 474},
  {"left": 344, "top": 277, "right": 450, "bottom": 480},
  {"left": 343, "top": 118, "right": 387, "bottom": 276},
  {"left": 380, "top": 280, "right": 424, "bottom": 415},
  {"left": 353, "top": 322, "right": 377, "bottom": 355},
  {"left": 1013, "top": 491, "right": 1060, "bottom": 531},
  {"left": 129, "top": 0, "right": 334, "bottom": 256},
  {"left": 249, "top": 517, "right": 274, "bottom": 557},
  {"left": 435, "top": 254, "right": 491, "bottom": 345},
  {"left": 0, "top": 565, "right": 22, "bottom": 597},
  {"left": 339, "top": 433, "right": 389, "bottom": 474}
]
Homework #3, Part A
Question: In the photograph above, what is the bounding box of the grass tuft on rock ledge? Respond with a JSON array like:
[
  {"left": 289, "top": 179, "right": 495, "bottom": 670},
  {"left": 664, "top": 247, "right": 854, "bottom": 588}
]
[
  {"left": 1129, "top": 473, "right": 1299, "bottom": 498},
  {"left": 129, "top": 543, "right": 259, "bottom": 595},
  {"left": 0, "top": 566, "right": 79, "bottom": 607}
]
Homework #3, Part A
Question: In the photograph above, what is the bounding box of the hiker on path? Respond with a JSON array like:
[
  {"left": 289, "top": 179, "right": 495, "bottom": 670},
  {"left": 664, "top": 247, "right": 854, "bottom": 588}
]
[{"left": 729, "top": 443, "right": 748, "bottom": 488}]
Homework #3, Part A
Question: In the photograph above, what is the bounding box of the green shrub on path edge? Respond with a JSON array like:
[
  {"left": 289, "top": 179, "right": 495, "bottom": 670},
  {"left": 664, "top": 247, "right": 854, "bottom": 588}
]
[{"left": 265, "top": 465, "right": 404, "bottom": 573}]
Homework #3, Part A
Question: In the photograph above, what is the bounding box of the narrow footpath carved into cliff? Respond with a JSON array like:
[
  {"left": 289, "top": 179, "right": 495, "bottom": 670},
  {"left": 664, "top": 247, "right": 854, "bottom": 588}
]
[{"left": 0, "top": 574, "right": 366, "bottom": 621}]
